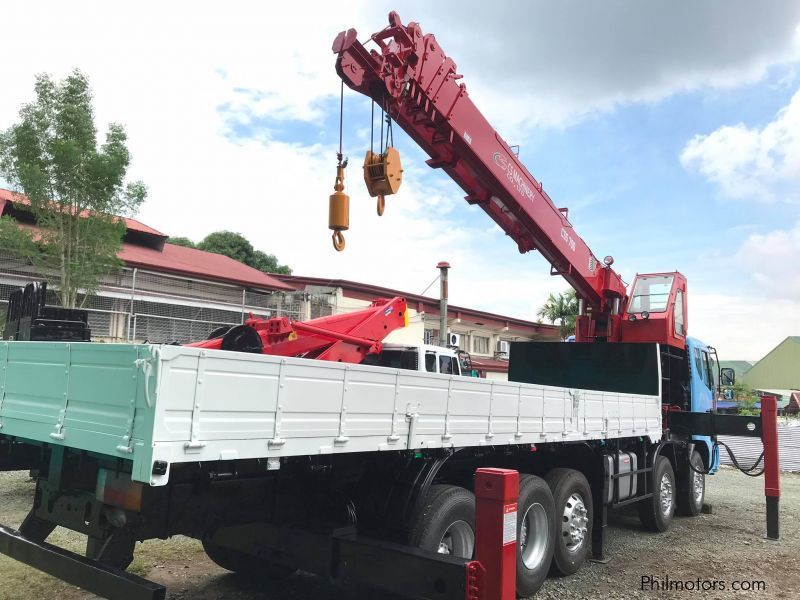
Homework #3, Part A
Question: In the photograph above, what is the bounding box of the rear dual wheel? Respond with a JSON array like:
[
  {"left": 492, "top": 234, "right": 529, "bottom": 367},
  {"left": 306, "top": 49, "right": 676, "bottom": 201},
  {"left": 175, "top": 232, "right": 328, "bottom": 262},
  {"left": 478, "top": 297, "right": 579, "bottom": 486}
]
[
  {"left": 409, "top": 484, "right": 476, "bottom": 558},
  {"left": 545, "top": 468, "right": 593, "bottom": 576},
  {"left": 516, "top": 475, "right": 556, "bottom": 596}
]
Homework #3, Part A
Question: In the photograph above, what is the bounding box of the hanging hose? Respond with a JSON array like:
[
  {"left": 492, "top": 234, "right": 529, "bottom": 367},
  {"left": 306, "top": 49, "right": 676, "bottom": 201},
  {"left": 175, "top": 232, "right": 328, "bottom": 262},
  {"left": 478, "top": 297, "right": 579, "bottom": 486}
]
[{"left": 686, "top": 441, "right": 765, "bottom": 477}]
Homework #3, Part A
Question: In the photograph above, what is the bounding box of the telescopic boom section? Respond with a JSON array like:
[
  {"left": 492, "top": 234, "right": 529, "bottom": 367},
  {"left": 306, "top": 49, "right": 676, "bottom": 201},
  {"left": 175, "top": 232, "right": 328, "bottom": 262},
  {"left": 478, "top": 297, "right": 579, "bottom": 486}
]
[
  {"left": 333, "top": 12, "right": 628, "bottom": 334},
  {"left": 187, "top": 297, "right": 408, "bottom": 363}
]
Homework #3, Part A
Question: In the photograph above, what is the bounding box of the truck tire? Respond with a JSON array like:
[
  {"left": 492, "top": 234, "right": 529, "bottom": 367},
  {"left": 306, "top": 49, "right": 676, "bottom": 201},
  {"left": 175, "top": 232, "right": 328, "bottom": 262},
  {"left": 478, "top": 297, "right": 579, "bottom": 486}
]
[
  {"left": 409, "top": 484, "right": 476, "bottom": 559},
  {"left": 201, "top": 540, "right": 297, "bottom": 580},
  {"left": 638, "top": 455, "right": 676, "bottom": 532},
  {"left": 544, "top": 468, "right": 592, "bottom": 576},
  {"left": 677, "top": 450, "right": 705, "bottom": 516},
  {"left": 516, "top": 474, "right": 556, "bottom": 596}
]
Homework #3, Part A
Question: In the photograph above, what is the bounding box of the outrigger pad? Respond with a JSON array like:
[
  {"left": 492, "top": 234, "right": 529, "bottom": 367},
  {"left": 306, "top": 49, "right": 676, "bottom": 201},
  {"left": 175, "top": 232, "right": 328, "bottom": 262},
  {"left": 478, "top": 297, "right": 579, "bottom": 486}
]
[{"left": 508, "top": 342, "right": 660, "bottom": 396}]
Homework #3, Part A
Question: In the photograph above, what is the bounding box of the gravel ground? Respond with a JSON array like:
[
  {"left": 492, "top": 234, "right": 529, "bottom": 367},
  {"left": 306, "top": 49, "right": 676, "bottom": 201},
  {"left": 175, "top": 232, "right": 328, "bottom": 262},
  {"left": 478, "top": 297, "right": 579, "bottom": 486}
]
[{"left": 0, "top": 467, "right": 797, "bottom": 600}]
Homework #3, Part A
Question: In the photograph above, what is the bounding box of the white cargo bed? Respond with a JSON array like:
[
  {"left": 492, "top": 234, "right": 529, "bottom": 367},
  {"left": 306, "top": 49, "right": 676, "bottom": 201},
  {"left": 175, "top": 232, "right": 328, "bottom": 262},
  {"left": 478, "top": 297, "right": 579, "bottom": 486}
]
[{"left": 146, "top": 345, "right": 662, "bottom": 485}]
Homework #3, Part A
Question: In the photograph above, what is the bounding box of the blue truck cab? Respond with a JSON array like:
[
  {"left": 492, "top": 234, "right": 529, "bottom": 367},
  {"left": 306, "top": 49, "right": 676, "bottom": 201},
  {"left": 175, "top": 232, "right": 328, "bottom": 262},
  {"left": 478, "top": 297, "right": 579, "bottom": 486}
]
[{"left": 685, "top": 336, "right": 721, "bottom": 473}]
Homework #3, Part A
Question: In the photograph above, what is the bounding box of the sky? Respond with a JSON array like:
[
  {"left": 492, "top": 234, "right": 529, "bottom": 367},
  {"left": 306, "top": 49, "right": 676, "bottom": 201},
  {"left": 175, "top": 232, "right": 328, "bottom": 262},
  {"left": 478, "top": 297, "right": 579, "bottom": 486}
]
[{"left": 1, "top": 0, "right": 799, "bottom": 360}]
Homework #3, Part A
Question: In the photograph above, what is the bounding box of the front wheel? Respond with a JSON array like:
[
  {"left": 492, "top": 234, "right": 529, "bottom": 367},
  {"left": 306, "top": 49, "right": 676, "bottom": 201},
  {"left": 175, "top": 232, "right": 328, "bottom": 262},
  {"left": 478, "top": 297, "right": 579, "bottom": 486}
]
[
  {"left": 677, "top": 450, "right": 705, "bottom": 516},
  {"left": 638, "top": 455, "right": 676, "bottom": 532}
]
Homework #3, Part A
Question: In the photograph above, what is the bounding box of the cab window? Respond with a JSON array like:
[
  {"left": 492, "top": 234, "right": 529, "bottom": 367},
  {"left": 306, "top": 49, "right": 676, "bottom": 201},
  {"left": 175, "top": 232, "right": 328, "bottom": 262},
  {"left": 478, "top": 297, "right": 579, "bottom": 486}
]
[
  {"left": 425, "top": 352, "right": 437, "bottom": 373},
  {"left": 674, "top": 289, "right": 685, "bottom": 337},
  {"left": 628, "top": 274, "right": 674, "bottom": 313},
  {"left": 439, "top": 355, "right": 454, "bottom": 375},
  {"left": 704, "top": 351, "right": 717, "bottom": 390},
  {"left": 693, "top": 348, "right": 707, "bottom": 386}
]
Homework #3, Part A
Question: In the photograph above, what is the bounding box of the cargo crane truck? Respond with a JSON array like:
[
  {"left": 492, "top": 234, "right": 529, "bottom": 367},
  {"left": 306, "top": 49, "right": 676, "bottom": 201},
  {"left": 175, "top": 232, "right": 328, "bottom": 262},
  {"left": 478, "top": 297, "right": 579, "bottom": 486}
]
[{"left": 0, "top": 11, "right": 779, "bottom": 600}]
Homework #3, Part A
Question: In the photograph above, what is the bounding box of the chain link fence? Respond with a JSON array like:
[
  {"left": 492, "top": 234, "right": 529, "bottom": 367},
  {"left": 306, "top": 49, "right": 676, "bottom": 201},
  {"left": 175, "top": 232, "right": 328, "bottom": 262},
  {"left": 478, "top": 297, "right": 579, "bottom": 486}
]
[{"left": 0, "top": 250, "right": 335, "bottom": 344}]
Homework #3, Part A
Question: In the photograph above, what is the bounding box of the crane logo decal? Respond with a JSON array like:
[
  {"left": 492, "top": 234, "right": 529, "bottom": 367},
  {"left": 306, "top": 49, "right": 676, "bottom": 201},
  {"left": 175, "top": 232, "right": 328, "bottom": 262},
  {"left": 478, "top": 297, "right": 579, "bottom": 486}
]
[{"left": 493, "top": 151, "right": 534, "bottom": 202}]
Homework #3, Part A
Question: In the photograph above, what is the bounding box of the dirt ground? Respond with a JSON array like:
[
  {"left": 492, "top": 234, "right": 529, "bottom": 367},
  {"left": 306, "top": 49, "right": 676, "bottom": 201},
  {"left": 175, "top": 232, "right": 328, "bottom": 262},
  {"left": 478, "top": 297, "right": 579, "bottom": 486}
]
[{"left": 0, "top": 467, "right": 797, "bottom": 600}]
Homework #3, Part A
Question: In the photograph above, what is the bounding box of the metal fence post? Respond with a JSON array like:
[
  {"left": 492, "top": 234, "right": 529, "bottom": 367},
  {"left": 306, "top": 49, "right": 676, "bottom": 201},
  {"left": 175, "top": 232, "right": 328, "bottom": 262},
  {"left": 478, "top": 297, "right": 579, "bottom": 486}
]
[
  {"left": 761, "top": 394, "right": 780, "bottom": 540},
  {"left": 474, "top": 467, "right": 518, "bottom": 600},
  {"left": 127, "top": 268, "right": 137, "bottom": 342}
]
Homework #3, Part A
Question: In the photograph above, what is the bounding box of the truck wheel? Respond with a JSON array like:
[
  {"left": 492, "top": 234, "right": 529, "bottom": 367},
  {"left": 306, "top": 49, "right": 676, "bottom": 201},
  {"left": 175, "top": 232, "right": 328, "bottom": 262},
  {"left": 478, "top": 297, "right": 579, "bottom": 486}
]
[
  {"left": 638, "top": 455, "right": 676, "bottom": 532},
  {"left": 544, "top": 468, "right": 592, "bottom": 576},
  {"left": 677, "top": 450, "right": 705, "bottom": 516},
  {"left": 201, "top": 540, "right": 297, "bottom": 580},
  {"left": 516, "top": 475, "right": 556, "bottom": 596},
  {"left": 409, "top": 484, "right": 475, "bottom": 559}
]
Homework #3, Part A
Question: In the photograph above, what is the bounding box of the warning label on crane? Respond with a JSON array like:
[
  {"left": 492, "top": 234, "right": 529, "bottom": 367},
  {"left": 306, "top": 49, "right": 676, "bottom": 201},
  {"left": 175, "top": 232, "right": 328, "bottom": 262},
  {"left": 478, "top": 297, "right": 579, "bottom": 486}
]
[{"left": 503, "top": 502, "right": 517, "bottom": 545}]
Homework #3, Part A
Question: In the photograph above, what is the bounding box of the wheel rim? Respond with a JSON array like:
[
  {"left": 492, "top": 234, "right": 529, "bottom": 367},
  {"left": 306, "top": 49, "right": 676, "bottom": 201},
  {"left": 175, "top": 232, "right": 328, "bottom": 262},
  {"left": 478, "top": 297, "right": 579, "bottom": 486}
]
[
  {"left": 519, "top": 502, "right": 549, "bottom": 570},
  {"left": 561, "top": 493, "right": 588, "bottom": 553},
  {"left": 692, "top": 469, "right": 704, "bottom": 504},
  {"left": 437, "top": 520, "right": 474, "bottom": 558},
  {"left": 660, "top": 473, "right": 673, "bottom": 516}
]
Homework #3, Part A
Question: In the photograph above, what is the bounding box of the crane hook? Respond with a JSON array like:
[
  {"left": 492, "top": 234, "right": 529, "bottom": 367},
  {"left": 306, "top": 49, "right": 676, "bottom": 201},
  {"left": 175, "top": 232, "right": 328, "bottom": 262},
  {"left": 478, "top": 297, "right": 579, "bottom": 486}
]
[{"left": 329, "top": 160, "right": 350, "bottom": 252}]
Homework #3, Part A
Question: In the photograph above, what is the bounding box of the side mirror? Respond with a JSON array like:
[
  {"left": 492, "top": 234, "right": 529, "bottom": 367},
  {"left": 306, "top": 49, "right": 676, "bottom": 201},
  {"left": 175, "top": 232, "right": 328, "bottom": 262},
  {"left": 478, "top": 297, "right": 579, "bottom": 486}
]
[{"left": 720, "top": 367, "right": 735, "bottom": 386}]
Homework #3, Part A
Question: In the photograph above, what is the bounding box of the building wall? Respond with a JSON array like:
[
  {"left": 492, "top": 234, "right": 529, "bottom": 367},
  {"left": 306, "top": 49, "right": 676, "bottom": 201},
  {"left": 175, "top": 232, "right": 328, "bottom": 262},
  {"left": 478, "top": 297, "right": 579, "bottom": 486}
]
[
  {"left": 742, "top": 337, "right": 800, "bottom": 390},
  {"left": 0, "top": 251, "right": 330, "bottom": 344}
]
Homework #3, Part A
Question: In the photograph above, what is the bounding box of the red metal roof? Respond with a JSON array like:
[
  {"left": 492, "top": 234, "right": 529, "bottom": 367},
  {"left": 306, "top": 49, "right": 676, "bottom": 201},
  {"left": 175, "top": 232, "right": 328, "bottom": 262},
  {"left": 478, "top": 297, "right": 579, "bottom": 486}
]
[
  {"left": 119, "top": 242, "right": 295, "bottom": 291},
  {"left": 0, "top": 188, "right": 165, "bottom": 238},
  {"left": 2, "top": 188, "right": 293, "bottom": 292}
]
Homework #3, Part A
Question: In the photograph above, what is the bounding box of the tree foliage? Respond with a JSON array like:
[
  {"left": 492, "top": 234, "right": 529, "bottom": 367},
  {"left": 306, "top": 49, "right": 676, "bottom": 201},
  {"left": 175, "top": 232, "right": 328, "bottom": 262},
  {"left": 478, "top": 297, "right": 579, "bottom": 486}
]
[
  {"left": 0, "top": 70, "right": 146, "bottom": 308},
  {"left": 727, "top": 381, "right": 760, "bottom": 416},
  {"left": 537, "top": 289, "right": 578, "bottom": 340},
  {"left": 166, "top": 236, "right": 196, "bottom": 248},
  {"left": 172, "top": 230, "right": 292, "bottom": 275}
]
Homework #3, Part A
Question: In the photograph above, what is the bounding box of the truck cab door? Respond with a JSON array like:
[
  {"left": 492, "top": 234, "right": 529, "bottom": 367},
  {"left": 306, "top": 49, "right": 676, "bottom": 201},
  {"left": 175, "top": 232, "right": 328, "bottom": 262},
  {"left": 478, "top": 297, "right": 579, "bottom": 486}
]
[{"left": 687, "top": 338, "right": 720, "bottom": 472}]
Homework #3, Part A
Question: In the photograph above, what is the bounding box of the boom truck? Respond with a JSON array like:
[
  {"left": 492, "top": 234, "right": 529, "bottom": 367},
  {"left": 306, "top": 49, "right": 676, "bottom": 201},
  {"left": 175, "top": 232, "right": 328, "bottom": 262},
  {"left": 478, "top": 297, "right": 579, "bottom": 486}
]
[{"left": 0, "top": 11, "right": 779, "bottom": 600}]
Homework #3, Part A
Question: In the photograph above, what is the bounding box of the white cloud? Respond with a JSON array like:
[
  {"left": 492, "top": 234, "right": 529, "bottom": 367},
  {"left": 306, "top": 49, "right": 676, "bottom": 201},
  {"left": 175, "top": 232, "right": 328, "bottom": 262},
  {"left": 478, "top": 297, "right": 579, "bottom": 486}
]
[
  {"left": 690, "top": 292, "right": 800, "bottom": 361},
  {"left": 736, "top": 220, "right": 800, "bottom": 301},
  {"left": 411, "top": 0, "right": 800, "bottom": 130},
  {"left": 2, "top": 0, "right": 799, "bottom": 338},
  {"left": 680, "top": 89, "right": 800, "bottom": 201}
]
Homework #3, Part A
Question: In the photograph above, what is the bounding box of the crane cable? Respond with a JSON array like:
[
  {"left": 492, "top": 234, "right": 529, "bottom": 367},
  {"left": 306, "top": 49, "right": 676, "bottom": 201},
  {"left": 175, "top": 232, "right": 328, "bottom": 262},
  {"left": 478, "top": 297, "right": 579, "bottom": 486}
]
[{"left": 330, "top": 80, "right": 348, "bottom": 252}]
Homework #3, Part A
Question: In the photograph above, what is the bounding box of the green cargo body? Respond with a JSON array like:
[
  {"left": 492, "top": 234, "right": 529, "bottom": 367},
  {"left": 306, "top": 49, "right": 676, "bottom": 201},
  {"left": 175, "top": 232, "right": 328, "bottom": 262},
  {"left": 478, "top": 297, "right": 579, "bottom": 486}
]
[{"left": 0, "top": 341, "right": 157, "bottom": 484}]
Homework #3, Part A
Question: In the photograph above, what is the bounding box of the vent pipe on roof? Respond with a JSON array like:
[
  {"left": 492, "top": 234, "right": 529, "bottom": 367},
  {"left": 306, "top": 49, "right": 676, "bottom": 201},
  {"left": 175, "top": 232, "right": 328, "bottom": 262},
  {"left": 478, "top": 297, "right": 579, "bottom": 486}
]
[{"left": 438, "top": 262, "right": 450, "bottom": 347}]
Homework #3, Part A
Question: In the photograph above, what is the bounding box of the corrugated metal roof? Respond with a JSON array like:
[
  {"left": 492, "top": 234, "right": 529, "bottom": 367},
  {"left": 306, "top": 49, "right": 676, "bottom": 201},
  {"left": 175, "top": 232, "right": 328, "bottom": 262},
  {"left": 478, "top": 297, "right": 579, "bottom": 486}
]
[
  {"left": 0, "top": 188, "right": 166, "bottom": 238},
  {"left": 120, "top": 242, "right": 295, "bottom": 291},
  {"left": 2, "top": 188, "right": 293, "bottom": 292}
]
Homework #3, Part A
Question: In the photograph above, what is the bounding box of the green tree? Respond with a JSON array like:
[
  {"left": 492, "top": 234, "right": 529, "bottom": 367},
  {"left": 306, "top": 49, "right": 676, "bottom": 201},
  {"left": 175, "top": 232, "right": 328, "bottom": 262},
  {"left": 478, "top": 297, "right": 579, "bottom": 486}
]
[
  {"left": 0, "top": 70, "right": 146, "bottom": 308},
  {"left": 537, "top": 289, "right": 578, "bottom": 340},
  {"left": 728, "top": 381, "right": 760, "bottom": 416},
  {"left": 167, "top": 236, "right": 196, "bottom": 248},
  {"left": 198, "top": 231, "right": 253, "bottom": 264},
  {"left": 250, "top": 249, "right": 291, "bottom": 275},
  {"left": 196, "top": 230, "right": 291, "bottom": 275}
]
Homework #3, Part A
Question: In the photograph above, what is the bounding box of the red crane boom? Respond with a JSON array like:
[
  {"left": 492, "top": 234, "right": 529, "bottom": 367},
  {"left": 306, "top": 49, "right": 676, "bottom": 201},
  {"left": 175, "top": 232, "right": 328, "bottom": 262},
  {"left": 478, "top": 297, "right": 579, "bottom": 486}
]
[
  {"left": 187, "top": 297, "right": 408, "bottom": 363},
  {"left": 333, "top": 12, "right": 687, "bottom": 349}
]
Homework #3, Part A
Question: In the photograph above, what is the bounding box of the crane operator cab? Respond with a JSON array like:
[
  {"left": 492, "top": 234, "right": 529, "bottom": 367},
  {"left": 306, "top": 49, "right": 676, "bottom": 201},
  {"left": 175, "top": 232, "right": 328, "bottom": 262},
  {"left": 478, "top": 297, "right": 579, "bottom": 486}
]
[{"left": 621, "top": 271, "right": 688, "bottom": 349}]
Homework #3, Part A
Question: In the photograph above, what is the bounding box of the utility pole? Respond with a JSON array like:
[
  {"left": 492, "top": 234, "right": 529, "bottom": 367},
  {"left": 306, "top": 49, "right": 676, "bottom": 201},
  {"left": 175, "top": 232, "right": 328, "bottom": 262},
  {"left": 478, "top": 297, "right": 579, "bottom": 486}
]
[{"left": 438, "top": 261, "right": 450, "bottom": 347}]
